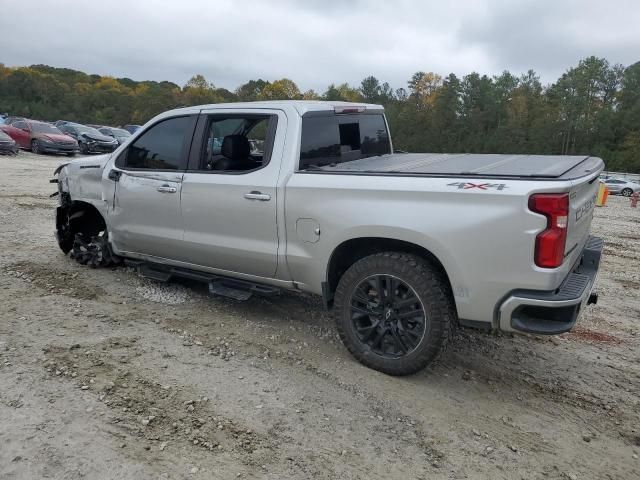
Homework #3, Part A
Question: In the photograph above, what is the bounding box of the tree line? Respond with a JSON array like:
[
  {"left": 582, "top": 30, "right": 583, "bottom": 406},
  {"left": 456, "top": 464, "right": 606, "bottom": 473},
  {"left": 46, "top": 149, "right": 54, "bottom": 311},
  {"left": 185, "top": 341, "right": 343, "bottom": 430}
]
[{"left": 0, "top": 57, "right": 638, "bottom": 172}]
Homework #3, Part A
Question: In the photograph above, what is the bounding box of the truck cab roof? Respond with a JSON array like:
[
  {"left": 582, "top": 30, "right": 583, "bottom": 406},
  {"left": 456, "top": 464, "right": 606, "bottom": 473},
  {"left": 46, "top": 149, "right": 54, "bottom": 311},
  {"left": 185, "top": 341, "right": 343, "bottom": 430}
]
[{"left": 164, "top": 100, "right": 384, "bottom": 118}]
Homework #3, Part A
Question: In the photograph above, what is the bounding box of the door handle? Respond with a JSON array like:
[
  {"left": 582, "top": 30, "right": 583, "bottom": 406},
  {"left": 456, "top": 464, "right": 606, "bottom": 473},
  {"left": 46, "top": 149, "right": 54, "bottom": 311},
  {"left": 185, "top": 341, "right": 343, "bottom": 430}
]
[
  {"left": 244, "top": 191, "right": 271, "bottom": 201},
  {"left": 157, "top": 185, "right": 177, "bottom": 193}
]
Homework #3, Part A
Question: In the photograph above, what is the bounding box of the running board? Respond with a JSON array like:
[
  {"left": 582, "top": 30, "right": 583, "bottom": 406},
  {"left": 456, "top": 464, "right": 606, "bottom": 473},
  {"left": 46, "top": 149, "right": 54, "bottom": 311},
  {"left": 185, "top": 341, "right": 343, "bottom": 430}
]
[{"left": 124, "top": 260, "right": 281, "bottom": 301}]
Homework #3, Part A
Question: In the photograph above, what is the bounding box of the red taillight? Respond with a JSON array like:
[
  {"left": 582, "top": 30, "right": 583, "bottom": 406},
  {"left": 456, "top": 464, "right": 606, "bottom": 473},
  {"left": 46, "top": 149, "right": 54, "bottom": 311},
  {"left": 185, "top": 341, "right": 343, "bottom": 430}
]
[{"left": 529, "top": 193, "right": 569, "bottom": 268}]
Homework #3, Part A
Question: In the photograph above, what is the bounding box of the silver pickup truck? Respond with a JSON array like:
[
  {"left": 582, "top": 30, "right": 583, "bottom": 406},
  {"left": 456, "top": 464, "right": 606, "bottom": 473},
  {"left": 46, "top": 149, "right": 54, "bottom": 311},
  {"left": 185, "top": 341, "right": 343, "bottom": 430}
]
[{"left": 53, "top": 101, "right": 604, "bottom": 375}]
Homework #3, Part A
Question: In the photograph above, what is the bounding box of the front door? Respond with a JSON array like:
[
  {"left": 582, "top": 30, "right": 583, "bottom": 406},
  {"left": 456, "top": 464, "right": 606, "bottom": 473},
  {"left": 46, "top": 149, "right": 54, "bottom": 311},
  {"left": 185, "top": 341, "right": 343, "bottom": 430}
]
[
  {"left": 107, "top": 115, "right": 195, "bottom": 259},
  {"left": 179, "top": 110, "right": 285, "bottom": 278}
]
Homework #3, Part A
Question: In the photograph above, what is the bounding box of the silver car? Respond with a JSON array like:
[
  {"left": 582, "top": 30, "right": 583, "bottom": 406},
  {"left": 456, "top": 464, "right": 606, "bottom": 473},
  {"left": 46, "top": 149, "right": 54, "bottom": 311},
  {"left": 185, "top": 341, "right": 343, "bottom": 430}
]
[{"left": 603, "top": 178, "right": 640, "bottom": 196}]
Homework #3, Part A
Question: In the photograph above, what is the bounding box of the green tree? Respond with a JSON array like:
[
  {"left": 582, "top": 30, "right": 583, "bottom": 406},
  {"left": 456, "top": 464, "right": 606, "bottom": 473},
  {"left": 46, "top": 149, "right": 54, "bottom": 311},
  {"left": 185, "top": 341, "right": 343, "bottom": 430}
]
[{"left": 258, "top": 78, "right": 302, "bottom": 100}]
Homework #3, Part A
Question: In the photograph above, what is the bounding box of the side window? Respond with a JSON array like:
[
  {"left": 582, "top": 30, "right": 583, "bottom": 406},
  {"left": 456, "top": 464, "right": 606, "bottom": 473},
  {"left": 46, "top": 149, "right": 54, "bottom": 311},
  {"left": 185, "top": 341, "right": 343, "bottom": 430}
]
[
  {"left": 14, "top": 121, "right": 27, "bottom": 130},
  {"left": 125, "top": 116, "right": 191, "bottom": 170},
  {"left": 198, "top": 115, "right": 275, "bottom": 173},
  {"left": 299, "top": 114, "right": 390, "bottom": 169}
]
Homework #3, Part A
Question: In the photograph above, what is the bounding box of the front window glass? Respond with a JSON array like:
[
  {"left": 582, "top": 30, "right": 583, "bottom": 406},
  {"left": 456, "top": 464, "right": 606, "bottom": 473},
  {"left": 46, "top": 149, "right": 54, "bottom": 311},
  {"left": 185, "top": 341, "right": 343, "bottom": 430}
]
[{"left": 126, "top": 116, "right": 191, "bottom": 170}]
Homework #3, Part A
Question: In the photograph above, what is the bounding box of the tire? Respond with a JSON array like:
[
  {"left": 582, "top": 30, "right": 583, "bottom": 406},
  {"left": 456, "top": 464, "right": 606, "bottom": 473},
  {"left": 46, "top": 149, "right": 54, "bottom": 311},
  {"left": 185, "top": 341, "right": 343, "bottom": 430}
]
[
  {"left": 70, "top": 231, "right": 121, "bottom": 268},
  {"left": 622, "top": 188, "right": 633, "bottom": 197},
  {"left": 79, "top": 142, "right": 88, "bottom": 155},
  {"left": 66, "top": 152, "right": 76, "bottom": 157},
  {"left": 333, "top": 252, "right": 455, "bottom": 376},
  {"left": 31, "top": 139, "right": 40, "bottom": 154}
]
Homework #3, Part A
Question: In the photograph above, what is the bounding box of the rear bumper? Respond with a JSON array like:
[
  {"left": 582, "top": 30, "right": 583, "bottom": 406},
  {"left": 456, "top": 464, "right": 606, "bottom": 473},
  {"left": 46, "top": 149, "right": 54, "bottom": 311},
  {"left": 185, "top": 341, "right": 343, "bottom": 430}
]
[{"left": 497, "top": 236, "right": 603, "bottom": 335}]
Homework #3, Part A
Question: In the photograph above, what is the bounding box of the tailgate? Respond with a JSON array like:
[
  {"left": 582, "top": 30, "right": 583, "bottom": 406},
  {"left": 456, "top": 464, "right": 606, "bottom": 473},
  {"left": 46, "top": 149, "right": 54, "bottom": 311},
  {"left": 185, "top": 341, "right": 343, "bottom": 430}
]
[{"left": 565, "top": 175, "right": 600, "bottom": 265}]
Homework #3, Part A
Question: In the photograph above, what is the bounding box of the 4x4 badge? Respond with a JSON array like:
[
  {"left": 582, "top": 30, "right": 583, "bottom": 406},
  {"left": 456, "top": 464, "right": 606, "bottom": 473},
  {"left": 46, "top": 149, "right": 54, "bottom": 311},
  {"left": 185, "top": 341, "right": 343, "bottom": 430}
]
[{"left": 447, "top": 182, "right": 508, "bottom": 190}]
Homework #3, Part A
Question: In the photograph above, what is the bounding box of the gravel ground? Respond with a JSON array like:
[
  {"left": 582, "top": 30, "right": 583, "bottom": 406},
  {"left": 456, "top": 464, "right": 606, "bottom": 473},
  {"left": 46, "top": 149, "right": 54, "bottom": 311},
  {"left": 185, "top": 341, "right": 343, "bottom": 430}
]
[{"left": 0, "top": 151, "right": 639, "bottom": 480}]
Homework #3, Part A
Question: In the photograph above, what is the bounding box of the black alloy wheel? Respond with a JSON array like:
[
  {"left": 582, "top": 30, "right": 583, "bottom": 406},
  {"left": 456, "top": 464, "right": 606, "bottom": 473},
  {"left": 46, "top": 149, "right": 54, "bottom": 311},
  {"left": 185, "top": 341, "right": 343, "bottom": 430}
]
[
  {"left": 333, "top": 252, "right": 455, "bottom": 375},
  {"left": 350, "top": 274, "right": 426, "bottom": 358}
]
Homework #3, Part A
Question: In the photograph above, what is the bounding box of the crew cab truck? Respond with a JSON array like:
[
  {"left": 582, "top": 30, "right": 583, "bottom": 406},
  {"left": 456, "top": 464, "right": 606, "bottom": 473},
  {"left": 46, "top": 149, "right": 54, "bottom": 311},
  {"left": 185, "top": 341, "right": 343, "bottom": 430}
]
[{"left": 53, "top": 101, "right": 604, "bottom": 376}]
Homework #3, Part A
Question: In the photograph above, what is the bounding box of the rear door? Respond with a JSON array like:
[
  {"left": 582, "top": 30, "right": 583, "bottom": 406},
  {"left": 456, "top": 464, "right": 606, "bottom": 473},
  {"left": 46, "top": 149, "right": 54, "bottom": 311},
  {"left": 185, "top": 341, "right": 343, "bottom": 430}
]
[
  {"left": 179, "top": 109, "right": 285, "bottom": 278},
  {"left": 107, "top": 115, "right": 196, "bottom": 259}
]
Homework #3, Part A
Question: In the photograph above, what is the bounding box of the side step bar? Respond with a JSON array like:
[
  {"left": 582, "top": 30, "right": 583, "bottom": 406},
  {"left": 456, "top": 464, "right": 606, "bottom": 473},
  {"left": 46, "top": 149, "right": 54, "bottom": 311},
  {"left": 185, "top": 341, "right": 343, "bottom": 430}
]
[{"left": 125, "top": 260, "right": 281, "bottom": 301}]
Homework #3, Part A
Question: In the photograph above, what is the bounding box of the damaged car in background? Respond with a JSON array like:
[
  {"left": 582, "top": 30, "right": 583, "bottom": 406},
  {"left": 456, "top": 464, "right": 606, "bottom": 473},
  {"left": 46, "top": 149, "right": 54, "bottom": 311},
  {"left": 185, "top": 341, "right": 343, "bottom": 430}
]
[
  {"left": 57, "top": 122, "right": 119, "bottom": 154},
  {"left": 52, "top": 101, "right": 604, "bottom": 376}
]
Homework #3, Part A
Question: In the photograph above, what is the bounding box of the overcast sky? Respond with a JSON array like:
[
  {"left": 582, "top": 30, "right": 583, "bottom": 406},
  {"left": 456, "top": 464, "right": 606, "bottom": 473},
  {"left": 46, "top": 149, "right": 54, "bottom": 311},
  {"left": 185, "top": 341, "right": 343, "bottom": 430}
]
[{"left": 2, "top": 0, "right": 639, "bottom": 92}]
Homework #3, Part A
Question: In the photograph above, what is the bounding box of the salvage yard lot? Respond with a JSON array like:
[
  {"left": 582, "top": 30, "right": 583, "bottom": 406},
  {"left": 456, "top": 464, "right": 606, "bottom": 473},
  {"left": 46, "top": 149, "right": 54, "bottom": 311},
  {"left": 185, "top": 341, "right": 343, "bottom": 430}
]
[{"left": 1, "top": 152, "right": 639, "bottom": 480}]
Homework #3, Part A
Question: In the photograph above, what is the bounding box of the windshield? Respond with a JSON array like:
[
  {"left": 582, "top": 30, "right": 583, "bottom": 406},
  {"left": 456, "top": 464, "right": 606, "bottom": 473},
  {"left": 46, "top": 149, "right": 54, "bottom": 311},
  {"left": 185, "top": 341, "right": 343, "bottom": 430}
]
[
  {"left": 112, "top": 128, "right": 131, "bottom": 137},
  {"left": 32, "top": 123, "right": 64, "bottom": 134}
]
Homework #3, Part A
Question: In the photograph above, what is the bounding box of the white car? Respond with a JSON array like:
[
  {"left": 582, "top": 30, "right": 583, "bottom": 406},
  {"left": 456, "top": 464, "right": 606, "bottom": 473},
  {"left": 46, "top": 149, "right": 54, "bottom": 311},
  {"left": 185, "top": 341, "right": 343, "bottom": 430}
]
[{"left": 603, "top": 178, "right": 640, "bottom": 196}]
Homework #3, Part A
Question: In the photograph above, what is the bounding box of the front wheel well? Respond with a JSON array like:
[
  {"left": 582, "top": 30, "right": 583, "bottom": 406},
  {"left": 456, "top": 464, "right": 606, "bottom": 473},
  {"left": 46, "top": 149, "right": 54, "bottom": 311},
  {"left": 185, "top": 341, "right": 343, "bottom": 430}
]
[
  {"left": 325, "top": 237, "right": 454, "bottom": 309},
  {"left": 62, "top": 201, "right": 106, "bottom": 237}
]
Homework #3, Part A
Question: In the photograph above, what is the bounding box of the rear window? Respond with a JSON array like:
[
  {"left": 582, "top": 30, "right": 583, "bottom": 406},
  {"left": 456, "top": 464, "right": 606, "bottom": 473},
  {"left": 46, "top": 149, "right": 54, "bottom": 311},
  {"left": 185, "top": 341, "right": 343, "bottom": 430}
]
[{"left": 299, "top": 113, "right": 390, "bottom": 170}]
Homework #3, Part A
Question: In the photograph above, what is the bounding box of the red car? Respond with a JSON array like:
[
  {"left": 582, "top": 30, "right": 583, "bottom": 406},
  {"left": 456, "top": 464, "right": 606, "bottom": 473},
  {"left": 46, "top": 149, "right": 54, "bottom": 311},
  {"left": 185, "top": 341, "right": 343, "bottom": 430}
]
[{"left": 0, "top": 120, "right": 79, "bottom": 156}]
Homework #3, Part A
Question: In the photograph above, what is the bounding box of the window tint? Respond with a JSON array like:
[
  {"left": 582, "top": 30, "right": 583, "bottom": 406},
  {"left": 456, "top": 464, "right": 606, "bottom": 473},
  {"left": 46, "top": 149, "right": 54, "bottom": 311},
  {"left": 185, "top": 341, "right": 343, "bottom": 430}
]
[
  {"left": 199, "top": 115, "right": 274, "bottom": 172},
  {"left": 299, "top": 114, "right": 390, "bottom": 169},
  {"left": 126, "top": 116, "right": 191, "bottom": 170},
  {"left": 14, "top": 121, "right": 27, "bottom": 130}
]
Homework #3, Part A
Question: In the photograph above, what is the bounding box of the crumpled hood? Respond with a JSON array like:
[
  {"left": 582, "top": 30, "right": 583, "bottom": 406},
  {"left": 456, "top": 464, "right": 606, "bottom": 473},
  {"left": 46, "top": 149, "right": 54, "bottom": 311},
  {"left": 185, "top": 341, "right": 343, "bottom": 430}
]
[{"left": 82, "top": 132, "right": 115, "bottom": 142}]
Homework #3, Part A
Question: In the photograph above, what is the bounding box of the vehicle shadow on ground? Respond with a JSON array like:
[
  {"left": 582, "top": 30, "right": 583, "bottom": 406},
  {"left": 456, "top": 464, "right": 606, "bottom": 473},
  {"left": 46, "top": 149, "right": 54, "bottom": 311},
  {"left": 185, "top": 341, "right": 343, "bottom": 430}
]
[{"left": 168, "top": 276, "right": 547, "bottom": 383}]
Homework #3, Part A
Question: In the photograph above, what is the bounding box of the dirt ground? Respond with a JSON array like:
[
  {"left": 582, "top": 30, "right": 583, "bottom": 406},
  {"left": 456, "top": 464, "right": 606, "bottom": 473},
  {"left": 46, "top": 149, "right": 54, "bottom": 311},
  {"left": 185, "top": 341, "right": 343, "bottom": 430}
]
[{"left": 1, "top": 151, "right": 639, "bottom": 480}]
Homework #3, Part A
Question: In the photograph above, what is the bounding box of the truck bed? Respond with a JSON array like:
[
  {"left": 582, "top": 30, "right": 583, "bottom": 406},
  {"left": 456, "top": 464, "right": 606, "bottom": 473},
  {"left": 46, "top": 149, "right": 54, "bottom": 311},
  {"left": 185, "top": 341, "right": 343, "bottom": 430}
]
[{"left": 311, "top": 153, "right": 603, "bottom": 180}]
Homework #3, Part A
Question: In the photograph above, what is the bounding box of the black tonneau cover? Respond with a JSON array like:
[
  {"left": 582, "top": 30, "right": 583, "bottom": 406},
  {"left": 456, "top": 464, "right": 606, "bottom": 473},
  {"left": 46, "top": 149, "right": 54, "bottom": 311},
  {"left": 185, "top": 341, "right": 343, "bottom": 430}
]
[{"left": 312, "top": 153, "right": 602, "bottom": 179}]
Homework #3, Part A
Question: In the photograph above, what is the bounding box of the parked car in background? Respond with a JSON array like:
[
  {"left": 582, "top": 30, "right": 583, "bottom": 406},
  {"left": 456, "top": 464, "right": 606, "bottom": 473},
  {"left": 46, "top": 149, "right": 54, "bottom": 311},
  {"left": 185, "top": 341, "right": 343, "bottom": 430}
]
[
  {"left": 603, "top": 178, "right": 640, "bottom": 196},
  {"left": 0, "top": 120, "right": 78, "bottom": 155},
  {"left": 121, "top": 124, "right": 142, "bottom": 134},
  {"left": 4, "top": 116, "right": 27, "bottom": 125},
  {"left": 98, "top": 126, "right": 132, "bottom": 145},
  {"left": 57, "top": 122, "right": 119, "bottom": 154},
  {"left": 0, "top": 129, "right": 19, "bottom": 154}
]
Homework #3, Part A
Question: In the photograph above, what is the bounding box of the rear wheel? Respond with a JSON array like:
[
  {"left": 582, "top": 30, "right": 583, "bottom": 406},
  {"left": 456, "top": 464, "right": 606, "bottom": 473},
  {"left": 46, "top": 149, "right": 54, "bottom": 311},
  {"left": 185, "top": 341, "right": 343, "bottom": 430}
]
[
  {"left": 79, "top": 142, "right": 88, "bottom": 154},
  {"left": 622, "top": 188, "right": 633, "bottom": 197},
  {"left": 31, "top": 139, "right": 40, "bottom": 154},
  {"left": 333, "top": 252, "right": 455, "bottom": 376}
]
